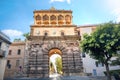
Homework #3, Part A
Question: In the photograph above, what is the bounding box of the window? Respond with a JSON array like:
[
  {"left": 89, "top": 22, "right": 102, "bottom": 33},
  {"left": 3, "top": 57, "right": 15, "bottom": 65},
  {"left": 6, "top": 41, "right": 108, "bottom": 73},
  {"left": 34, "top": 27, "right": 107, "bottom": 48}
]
[
  {"left": 8, "top": 50, "right": 12, "bottom": 55},
  {"left": 44, "top": 32, "right": 48, "bottom": 36},
  {"left": 78, "top": 31, "right": 80, "bottom": 36},
  {"left": 61, "top": 32, "right": 64, "bottom": 36},
  {"left": 43, "top": 15, "right": 49, "bottom": 21},
  {"left": 95, "top": 61, "right": 104, "bottom": 67},
  {"left": 36, "top": 15, "right": 41, "bottom": 20},
  {"left": 17, "top": 49, "right": 21, "bottom": 55},
  {"left": 16, "top": 60, "right": 20, "bottom": 67},
  {"left": 7, "top": 60, "right": 10, "bottom": 65},
  {"left": 7, "top": 60, "right": 11, "bottom": 69}
]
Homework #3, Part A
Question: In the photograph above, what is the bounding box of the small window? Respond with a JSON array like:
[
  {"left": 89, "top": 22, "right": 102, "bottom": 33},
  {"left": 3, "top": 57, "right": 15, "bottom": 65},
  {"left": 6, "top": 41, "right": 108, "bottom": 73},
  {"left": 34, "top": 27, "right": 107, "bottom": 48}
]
[
  {"left": 16, "top": 60, "right": 20, "bottom": 67},
  {"left": 7, "top": 60, "right": 11, "bottom": 69},
  {"left": 17, "top": 49, "right": 21, "bottom": 55},
  {"left": 95, "top": 61, "right": 98, "bottom": 67},
  {"left": 61, "top": 32, "right": 64, "bottom": 36},
  {"left": 8, "top": 50, "right": 12, "bottom": 55},
  {"left": 7, "top": 60, "right": 10, "bottom": 65},
  {"left": 95, "top": 61, "right": 104, "bottom": 67},
  {"left": 44, "top": 32, "right": 48, "bottom": 36},
  {"left": 36, "top": 15, "right": 41, "bottom": 20},
  {"left": 78, "top": 31, "right": 80, "bottom": 36}
]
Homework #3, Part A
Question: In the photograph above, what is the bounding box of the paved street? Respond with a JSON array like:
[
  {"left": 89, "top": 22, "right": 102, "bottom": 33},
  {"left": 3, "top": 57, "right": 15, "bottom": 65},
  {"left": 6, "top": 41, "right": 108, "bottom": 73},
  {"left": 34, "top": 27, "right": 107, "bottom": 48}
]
[{"left": 4, "top": 76, "right": 113, "bottom": 80}]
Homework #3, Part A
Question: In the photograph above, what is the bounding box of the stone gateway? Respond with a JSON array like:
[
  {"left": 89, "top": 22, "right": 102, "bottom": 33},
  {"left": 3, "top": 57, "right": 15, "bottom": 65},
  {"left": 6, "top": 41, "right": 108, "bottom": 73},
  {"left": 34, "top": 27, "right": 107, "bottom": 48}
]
[{"left": 25, "top": 7, "right": 83, "bottom": 78}]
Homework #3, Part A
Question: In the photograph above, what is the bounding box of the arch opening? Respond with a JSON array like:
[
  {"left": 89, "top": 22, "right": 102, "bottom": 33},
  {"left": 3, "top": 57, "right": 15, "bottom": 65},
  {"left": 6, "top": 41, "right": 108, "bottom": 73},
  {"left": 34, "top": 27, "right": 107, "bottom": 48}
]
[{"left": 49, "top": 49, "right": 63, "bottom": 77}]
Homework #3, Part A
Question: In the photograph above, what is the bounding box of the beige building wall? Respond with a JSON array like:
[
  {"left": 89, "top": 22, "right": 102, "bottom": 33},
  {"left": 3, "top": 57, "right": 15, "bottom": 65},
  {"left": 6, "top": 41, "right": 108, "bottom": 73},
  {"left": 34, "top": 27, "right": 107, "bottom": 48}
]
[
  {"left": 4, "top": 41, "right": 25, "bottom": 78},
  {"left": 32, "top": 27, "right": 76, "bottom": 36}
]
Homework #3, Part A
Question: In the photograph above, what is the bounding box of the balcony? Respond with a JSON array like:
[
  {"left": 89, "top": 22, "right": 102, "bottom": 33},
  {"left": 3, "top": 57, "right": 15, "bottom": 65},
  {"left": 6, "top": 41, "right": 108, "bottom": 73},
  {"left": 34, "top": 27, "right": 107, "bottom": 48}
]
[{"left": 0, "top": 49, "right": 5, "bottom": 57}]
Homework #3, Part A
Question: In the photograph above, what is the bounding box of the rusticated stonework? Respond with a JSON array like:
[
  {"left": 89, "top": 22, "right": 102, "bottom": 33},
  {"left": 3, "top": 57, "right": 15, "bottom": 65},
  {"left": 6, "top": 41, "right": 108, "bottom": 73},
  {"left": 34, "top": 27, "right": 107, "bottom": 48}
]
[
  {"left": 26, "top": 39, "right": 83, "bottom": 77},
  {"left": 25, "top": 7, "right": 84, "bottom": 78}
]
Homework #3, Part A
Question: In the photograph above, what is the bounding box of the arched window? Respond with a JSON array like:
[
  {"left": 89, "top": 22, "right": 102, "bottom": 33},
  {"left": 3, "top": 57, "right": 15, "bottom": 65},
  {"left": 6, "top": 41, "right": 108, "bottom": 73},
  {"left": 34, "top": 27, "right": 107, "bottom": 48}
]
[
  {"left": 58, "top": 15, "right": 64, "bottom": 20},
  {"left": 43, "top": 15, "right": 49, "bottom": 21},
  {"left": 61, "top": 31, "right": 64, "bottom": 36},
  {"left": 50, "top": 15, "right": 56, "bottom": 20},
  {"left": 65, "top": 15, "right": 71, "bottom": 20},
  {"left": 65, "top": 15, "right": 71, "bottom": 24},
  {"left": 36, "top": 15, "right": 41, "bottom": 20},
  {"left": 44, "top": 32, "right": 48, "bottom": 36}
]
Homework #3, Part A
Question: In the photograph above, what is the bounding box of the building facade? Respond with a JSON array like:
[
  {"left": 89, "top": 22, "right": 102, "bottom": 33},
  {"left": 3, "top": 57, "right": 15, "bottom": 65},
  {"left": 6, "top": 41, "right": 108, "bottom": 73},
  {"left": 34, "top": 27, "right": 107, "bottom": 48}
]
[
  {"left": 25, "top": 7, "right": 83, "bottom": 77},
  {"left": 0, "top": 31, "right": 11, "bottom": 80},
  {"left": 4, "top": 41, "right": 25, "bottom": 78},
  {"left": 4, "top": 8, "right": 120, "bottom": 78}
]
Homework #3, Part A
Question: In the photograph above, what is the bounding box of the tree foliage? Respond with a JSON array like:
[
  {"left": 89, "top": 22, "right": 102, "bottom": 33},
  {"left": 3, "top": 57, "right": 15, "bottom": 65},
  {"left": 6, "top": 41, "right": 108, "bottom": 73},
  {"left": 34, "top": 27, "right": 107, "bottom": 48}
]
[
  {"left": 23, "top": 32, "right": 29, "bottom": 40},
  {"left": 80, "top": 22, "right": 120, "bottom": 80},
  {"left": 14, "top": 38, "right": 21, "bottom": 42},
  {"left": 55, "top": 57, "right": 63, "bottom": 74},
  {"left": 111, "top": 54, "right": 120, "bottom": 66}
]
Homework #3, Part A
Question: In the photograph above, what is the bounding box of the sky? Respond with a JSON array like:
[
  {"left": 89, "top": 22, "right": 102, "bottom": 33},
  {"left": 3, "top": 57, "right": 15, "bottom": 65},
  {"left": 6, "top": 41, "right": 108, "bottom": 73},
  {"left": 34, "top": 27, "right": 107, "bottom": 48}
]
[{"left": 0, "top": 0, "right": 120, "bottom": 41}]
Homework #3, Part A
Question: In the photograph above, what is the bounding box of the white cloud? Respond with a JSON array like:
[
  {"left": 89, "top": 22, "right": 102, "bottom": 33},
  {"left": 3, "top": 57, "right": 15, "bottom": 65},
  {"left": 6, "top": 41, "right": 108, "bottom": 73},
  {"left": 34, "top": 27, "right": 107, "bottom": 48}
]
[
  {"left": 103, "top": 0, "right": 120, "bottom": 22},
  {"left": 66, "top": 0, "right": 71, "bottom": 4},
  {"left": 2, "top": 29, "right": 23, "bottom": 37},
  {"left": 50, "top": 0, "right": 71, "bottom": 4}
]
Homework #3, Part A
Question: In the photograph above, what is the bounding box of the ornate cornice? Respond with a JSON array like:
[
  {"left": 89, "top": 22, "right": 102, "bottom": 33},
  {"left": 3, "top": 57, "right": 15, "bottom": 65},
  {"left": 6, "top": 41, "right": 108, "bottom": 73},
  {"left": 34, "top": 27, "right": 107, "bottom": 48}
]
[
  {"left": 30, "top": 24, "right": 77, "bottom": 28},
  {"left": 34, "top": 10, "right": 72, "bottom": 13},
  {"left": 28, "top": 35, "right": 81, "bottom": 41}
]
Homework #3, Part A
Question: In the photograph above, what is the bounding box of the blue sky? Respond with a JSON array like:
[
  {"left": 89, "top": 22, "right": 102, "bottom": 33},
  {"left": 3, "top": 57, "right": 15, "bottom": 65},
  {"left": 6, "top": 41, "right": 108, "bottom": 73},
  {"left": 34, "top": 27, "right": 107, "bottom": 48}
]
[{"left": 0, "top": 0, "right": 120, "bottom": 41}]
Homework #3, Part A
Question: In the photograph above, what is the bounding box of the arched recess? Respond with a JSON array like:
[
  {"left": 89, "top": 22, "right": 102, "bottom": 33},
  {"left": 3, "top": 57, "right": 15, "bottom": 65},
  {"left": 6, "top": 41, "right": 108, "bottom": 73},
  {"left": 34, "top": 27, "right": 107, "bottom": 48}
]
[
  {"left": 36, "top": 15, "right": 41, "bottom": 20},
  {"left": 49, "top": 49, "right": 62, "bottom": 76},
  {"left": 58, "top": 15, "right": 64, "bottom": 24},
  {"left": 43, "top": 15, "right": 49, "bottom": 24},
  {"left": 65, "top": 15, "right": 71, "bottom": 24},
  {"left": 50, "top": 15, "right": 57, "bottom": 24},
  {"left": 42, "top": 41, "right": 69, "bottom": 77},
  {"left": 35, "top": 15, "right": 41, "bottom": 24}
]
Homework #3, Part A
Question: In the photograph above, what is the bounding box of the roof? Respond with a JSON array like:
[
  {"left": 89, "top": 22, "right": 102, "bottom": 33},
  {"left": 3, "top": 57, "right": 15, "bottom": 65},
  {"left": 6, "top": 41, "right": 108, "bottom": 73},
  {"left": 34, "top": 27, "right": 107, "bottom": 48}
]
[
  {"left": 0, "top": 31, "right": 11, "bottom": 44},
  {"left": 34, "top": 7, "right": 72, "bottom": 13}
]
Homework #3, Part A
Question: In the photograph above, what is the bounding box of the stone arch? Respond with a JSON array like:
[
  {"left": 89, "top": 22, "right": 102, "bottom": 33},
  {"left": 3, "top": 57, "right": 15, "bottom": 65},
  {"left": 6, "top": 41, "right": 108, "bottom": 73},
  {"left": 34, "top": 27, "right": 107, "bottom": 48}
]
[
  {"left": 43, "top": 15, "right": 49, "bottom": 24},
  {"left": 50, "top": 15, "right": 56, "bottom": 20},
  {"left": 58, "top": 15, "right": 64, "bottom": 20},
  {"left": 65, "top": 15, "right": 71, "bottom": 24},
  {"left": 50, "top": 15, "right": 57, "bottom": 24},
  {"left": 36, "top": 15, "right": 41, "bottom": 20},
  {"left": 43, "top": 15, "right": 49, "bottom": 21},
  {"left": 58, "top": 15, "right": 64, "bottom": 24},
  {"left": 42, "top": 41, "right": 69, "bottom": 77}
]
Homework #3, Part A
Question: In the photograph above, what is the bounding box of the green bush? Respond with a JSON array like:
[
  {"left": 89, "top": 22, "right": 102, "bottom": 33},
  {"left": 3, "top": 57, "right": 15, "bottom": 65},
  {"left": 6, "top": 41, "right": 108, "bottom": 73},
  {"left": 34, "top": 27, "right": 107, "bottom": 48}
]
[{"left": 104, "top": 69, "right": 120, "bottom": 76}]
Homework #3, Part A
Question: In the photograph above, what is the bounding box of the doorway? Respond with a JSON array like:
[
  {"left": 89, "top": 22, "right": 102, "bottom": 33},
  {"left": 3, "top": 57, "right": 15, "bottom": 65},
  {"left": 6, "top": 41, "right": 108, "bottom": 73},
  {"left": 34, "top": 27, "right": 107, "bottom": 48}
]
[{"left": 49, "top": 49, "right": 63, "bottom": 77}]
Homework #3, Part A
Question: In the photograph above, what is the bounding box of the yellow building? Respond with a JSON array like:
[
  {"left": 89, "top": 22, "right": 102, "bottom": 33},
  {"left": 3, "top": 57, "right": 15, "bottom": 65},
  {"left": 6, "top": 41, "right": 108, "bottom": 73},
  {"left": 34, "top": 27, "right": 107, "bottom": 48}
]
[{"left": 26, "top": 7, "right": 83, "bottom": 78}]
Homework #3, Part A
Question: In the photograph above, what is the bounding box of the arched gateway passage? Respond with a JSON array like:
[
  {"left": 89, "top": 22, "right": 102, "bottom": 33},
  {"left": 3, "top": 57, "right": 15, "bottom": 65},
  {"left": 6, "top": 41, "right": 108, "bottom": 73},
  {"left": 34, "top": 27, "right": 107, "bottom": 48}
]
[
  {"left": 27, "top": 41, "right": 83, "bottom": 78},
  {"left": 49, "top": 49, "right": 63, "bottom": 77}
]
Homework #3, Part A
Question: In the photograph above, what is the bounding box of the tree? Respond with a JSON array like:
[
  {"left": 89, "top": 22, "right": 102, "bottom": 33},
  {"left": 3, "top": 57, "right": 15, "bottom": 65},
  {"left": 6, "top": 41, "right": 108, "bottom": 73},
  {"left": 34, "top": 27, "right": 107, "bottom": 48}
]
[
  {"left": 55, "top": 57, "right": 62, "bottom": 74},
  {"left": 111, "top": 54, "right": 120, "bottom": 66},
  {"left": 23, "top": 32, "right": 29, "bottom": 40},
  {"left": 14, "top": 38, "right": 21, "bottom": 42},
  {"left": 80, "top": 22, "right": 120, "bottom": 80}
]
